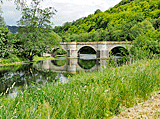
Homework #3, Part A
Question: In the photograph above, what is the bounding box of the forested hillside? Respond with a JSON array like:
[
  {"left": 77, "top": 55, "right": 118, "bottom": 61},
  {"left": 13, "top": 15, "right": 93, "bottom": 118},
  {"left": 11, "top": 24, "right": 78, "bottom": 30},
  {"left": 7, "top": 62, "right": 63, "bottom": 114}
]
[
  {"left": 53, "top": 0, "right": 160, "bottom": 43},
  {"left": 7, "top": 26, "right": 18, "bottom": 34}
]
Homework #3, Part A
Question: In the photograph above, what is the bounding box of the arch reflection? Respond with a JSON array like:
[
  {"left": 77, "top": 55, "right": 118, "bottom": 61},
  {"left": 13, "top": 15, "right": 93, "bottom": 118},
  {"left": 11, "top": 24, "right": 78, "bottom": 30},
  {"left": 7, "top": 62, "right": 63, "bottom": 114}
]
[
  {"left": 78, "top": 59, "right": 96, "bottom": 69},
  {"left": 51, "top": 60, "right": 67, "bottom": 67},
  {"left": 34, "top": 58, "right": 107, "bottom": 74}
]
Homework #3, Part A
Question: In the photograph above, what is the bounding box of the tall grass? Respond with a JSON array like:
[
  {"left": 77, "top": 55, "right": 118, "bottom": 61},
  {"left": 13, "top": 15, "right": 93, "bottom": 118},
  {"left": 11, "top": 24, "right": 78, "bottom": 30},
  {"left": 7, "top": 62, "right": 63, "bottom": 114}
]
[{"left": 0, "top": 59, "right": 160, "bottom": 118}]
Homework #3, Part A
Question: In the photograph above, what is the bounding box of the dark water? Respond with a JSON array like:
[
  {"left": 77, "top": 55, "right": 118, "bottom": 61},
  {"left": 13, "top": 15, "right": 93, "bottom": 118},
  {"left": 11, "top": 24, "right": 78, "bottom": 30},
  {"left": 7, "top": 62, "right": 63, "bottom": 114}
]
[
  {"left": 0, "top": 63, "right": 69, "bottom": 97},
  {"left": 0, "top": 55, "right": 109, "bottom": 97}
]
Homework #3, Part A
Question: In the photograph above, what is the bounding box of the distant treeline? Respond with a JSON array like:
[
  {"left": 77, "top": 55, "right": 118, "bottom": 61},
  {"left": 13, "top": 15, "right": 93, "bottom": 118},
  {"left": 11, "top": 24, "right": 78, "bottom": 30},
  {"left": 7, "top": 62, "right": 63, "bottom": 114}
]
[{"left": 7, "top": 26, "right": 18, "bottom": 34}]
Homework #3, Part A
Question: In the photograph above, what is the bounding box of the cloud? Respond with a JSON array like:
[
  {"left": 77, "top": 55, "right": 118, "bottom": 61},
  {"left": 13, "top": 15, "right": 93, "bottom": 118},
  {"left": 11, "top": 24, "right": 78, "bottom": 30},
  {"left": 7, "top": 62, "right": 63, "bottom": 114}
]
[
  {"left": 1, "top": 0, "right": 122, "bottom": 26},
  {"left": 1, "top": 0, "right": 21, "bottom": 26},
  {"left": 53, "top": 2, "right": 100, "bottom": 26}
]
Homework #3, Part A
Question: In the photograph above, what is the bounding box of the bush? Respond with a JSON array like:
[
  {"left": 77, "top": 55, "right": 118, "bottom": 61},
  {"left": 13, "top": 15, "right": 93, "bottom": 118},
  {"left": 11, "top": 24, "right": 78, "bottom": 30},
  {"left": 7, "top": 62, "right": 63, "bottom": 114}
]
[
  {"left": 8, "top": 54, "right": 21, "bottom": 63},
  {"left": 0, "top": 54, "right": 21, "bottom": 64},
  {"left": 131, "top": 30, "right": 160, "bottom": 60}
]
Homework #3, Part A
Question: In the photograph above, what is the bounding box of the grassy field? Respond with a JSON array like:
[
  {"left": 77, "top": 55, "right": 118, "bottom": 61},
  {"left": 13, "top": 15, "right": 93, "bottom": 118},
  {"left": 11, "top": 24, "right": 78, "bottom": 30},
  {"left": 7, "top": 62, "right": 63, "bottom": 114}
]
[{"left": 0, "top": 59, "right": 160, "bottom": 118}]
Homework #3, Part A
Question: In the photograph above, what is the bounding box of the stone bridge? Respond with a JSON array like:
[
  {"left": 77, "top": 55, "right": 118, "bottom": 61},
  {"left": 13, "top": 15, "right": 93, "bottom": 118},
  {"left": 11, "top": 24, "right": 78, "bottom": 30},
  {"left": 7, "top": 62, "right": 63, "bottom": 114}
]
[{"left": 58, "top": 41, "right": 131, "bottom": 59}]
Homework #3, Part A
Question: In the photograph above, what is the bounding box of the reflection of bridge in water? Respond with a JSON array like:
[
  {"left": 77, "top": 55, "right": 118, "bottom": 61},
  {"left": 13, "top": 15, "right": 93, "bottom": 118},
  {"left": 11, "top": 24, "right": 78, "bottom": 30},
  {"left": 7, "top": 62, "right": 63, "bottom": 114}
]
[{"left": 34, "top": 58, "right": 108, "bottom": 74}]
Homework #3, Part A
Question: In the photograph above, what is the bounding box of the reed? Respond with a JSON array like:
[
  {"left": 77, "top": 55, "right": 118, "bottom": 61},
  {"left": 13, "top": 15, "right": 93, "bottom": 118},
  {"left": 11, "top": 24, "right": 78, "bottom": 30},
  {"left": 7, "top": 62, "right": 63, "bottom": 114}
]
[{"left": 0, "top": 59, "right": 160, "bottom": 118}]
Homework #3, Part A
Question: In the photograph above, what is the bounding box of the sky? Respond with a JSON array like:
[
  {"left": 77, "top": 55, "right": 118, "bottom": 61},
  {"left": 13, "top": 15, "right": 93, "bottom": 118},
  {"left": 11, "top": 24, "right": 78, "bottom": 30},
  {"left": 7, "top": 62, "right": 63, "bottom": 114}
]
[{"left": 1, "top": 0, "right": 122, "bottom": 27}]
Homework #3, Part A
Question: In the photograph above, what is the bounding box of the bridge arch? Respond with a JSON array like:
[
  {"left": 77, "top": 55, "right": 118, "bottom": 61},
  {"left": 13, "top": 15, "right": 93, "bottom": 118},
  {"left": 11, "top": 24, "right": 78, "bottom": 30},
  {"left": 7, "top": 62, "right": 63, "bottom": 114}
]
[
  {"left": 109, "top": 45, "right": 129, "bottom": 56},
  {"left": 51, "top": 60, "right": 67, "bottom": 67},
  {"left": 77, "top": 45, "right": 97, "bottom": 54},
  {"left": 51, "top": 47, "right": 67, "bottom": 57}
]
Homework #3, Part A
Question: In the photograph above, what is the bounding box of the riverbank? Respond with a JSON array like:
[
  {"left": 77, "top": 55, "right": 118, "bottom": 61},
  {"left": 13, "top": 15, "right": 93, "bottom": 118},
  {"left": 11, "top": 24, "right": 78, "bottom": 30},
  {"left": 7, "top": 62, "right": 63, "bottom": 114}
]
[
  {"left": 0, "top": 59, "right": 160, "bottom": 118},
  {"left": 0, "top": 56, "right": 55, "bottom": 66},
  {"left": 0, "top": 60, "right": 30, "bottom": 66}
]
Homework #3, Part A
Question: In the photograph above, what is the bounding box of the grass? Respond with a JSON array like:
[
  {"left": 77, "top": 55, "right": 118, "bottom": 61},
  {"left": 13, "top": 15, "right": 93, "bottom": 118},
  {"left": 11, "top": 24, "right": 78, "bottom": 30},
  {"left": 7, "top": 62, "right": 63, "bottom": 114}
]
[
  {"left": 33, "top": 56, "right": 55, "bottom": 61},
  {"left": 0, "top": 55, "right": 28, "bottom": 66},
  {"left": 0, "top": 56, "right": 55, "bottom": 66},
  {"left": 0, "top": 58, "right": 21, "bottom": 64},
  {"left": 0, "top": 62, "right": 29, "bottom": 66},
  {"left": 0, "top": 59, "right": 160, "bottom": 118},
  {"left": 55, "top": 54, "right": 67, "bottom": 57}
]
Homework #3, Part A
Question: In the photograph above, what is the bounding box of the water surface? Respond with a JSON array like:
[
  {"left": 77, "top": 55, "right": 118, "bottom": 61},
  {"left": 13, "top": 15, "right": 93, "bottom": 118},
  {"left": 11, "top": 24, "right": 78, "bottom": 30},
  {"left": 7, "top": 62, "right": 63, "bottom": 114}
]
[{"left": 0, "top": 54, "right": 108, "bottom": 97}]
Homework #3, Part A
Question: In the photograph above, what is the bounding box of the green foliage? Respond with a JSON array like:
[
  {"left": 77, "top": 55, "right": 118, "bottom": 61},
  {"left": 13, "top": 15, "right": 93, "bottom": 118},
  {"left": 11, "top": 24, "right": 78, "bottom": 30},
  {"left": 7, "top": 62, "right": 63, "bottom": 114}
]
[
  {"left": 0, "top": 59, "right": 160, "bottom": 118},
  {"left": 61, "top": 28, "right": 108, "bottom": 42},
  {"left": 53, "top": 0, "right": 160, "bottom": 58},
  {"left": 130, "top": 20, "right": 155, "bottom": 39},
  {"left": 118, "top": 0, "right": 134, "bottom": 6},
  {"left": 18, "top": 27, "right": 61, "bottom": 61},
  {"left": 110, "top": 47, "right": 129, "bottom": 56},
  {"left": 0, "top": 0, "right": 27, "bottom": 10},
  {"left": 94, "top": 9, "right": 102, "bottom": 14},
  {"left": 52, "top": 60, "right": 66, "bottom": 66},
  {"left": 78, "top": 59, "right": 96, "bottom": 69},
  {"left": 53, "top": 48, "right": 67, "bottom": 55},
  {"left": 1, "top": 0, "right": 160, "bottom": 62},
  {"left": 0, "top": 16, "right": 5, "bottom": 28},
  {"left": 7, "top": 54, "right": 21, "bottom": 62},
  {"left": 17, "top": 0, "right": 61, "bottom": 61},
  {"left": 53, "top": 0, "right": 160, "bottom": 41},
  {"left": 131, "top": 30, "right": 160, "bottom": 59},
  {"left": 0, "top": 6, "right": 5, "bottom": 27},
  {"left": 0, "top": 27, "right": 14, "bottom": 58},
  {"left": 0, "top": 0, "right": 61, "bottom": 62},
  {"left": 17, "top": 0, "right": 56, "bottom": 29}
]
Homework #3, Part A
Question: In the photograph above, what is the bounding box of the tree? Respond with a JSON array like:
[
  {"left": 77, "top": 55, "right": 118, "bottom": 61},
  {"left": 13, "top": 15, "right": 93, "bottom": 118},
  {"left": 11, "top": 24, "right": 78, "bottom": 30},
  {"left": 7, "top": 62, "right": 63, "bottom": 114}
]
[
  {"left": 131, "top": 30, "right": 160, "bottom": 59},
  {"left": 130, "top": 20, "right": 155, "bottom": 39},
  {"left": 17, "top": 0, "right": 61, "bottom": 61},
  {"left": 94, "top": 9, "right": 102, "bottom": 14},
  {"left": 0, "top": 3, "right": 5, "bottom": 27},
  {"left": 18, "top": 0, "right": 57, "bottom": 29},
  {"left": 0, "top": 27, "right": 12, "bottom": 58},
  {"left": 1, "top": 0, "right": 26, "bottom": 9}
]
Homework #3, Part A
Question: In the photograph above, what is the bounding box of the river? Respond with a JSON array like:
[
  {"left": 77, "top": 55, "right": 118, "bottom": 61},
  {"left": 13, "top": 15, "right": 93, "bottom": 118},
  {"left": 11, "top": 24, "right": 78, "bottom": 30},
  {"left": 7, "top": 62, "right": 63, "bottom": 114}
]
[
  {"left": 0, "top": 54, "right": 106, "bottom": 97},
  {"left": 0, "top": 54, "right": 125, "bottom": 97}
]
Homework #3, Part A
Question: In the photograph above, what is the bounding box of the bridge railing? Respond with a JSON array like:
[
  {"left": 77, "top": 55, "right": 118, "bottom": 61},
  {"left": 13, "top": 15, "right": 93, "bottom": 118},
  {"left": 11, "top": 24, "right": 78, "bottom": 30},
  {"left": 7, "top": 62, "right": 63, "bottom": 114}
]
[{"left": 60, "top": 41, "right": 131, "bottom": 45}]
